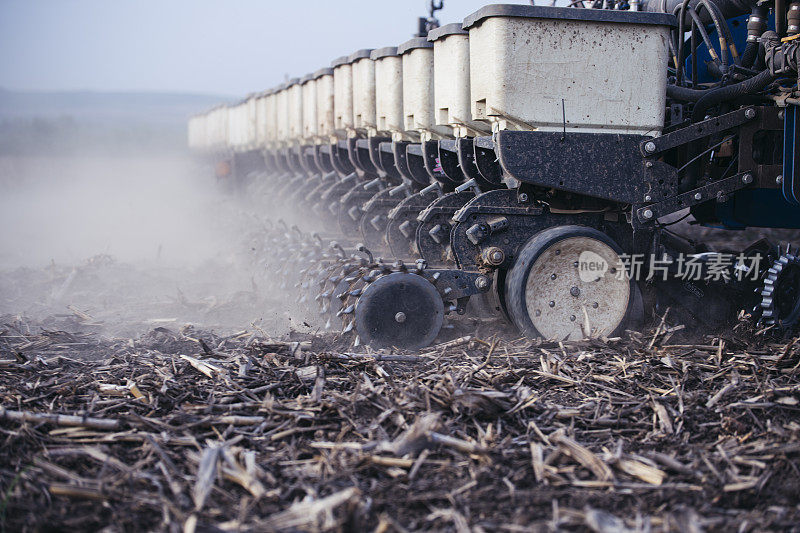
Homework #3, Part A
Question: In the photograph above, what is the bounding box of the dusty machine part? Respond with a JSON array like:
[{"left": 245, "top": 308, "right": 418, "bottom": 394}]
[
  {"left": 504, "top": 226, "right": 641, "bottom": 340},
  {"left": 385, "top": 185, "right": 442, "bottom": 258},
  {"left": 760, "top": 249, "right": 800, "bottom": 328},
  {"left": 354, "top": 272, "right": 444, "bottom": 349},
  {"left": 190, "top": 0, "right": 800, "bottom": 349}
]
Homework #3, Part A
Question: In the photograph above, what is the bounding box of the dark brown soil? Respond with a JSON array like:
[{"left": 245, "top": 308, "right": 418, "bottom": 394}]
[{"left": 2, "top": 311, "right": 799, "bottom": 532}]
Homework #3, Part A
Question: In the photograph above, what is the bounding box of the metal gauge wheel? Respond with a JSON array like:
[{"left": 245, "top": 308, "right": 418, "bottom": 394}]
[{"left": 505, "top": 225, "right": 636, "bottom": 341}]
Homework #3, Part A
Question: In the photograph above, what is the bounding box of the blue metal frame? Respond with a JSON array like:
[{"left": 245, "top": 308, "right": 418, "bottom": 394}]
[{"left": 714, "top": 188, "right": 800, "bottom": 229}]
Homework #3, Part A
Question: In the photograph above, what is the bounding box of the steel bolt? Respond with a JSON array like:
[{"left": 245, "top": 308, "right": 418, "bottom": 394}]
[
  {"left": 485, "top": 247, "right": 505, "bottom": 265},
  {"left": 644, "top": 195, "right": 652, "bottom": 202},
  {"left": 744, "top": 108, "right": 756, "bottom": 119},
  {"left": 642, "top": 209, "right": 654, "bottom": 219},
  {"left": 645, "top": 161, "right": 654, "bottom": 168},
  {"left": 518, "top": 193, "right": 529, "bottom": 203},
  {"left": 742, "top": 173, "right": 753, "bottom": 184},
  {"left": 551, "top": 273, "right": 558, "bottom": 280},
  {"left": 570, "top": 286, "right": 581, "bottom": 297},
  {"left": 694, "top": 192, "right": 702, "bottom": 200},
  {"left": 778, "top": 110, "right": 785, "bottom": 120},
  {"left": 549, "top": 301, "right": 556, "bottom": 308},
  {"left": 592, "top": 302, "right": 599, "bottom": 309},
  {"left": 777, "top": 175, "right": 784, "bottom": 185},
  {"left": 475, "top": 276, "right": 490, "bottom": 291},
  {"left": 644, "top": 141, "right": 657, "bottom": 153},
  {"left": 394, "top": 312, "right": 406, "bottom": 323},
  {"left": 570, "top": 315, "right": 577, "bottom": 322}
]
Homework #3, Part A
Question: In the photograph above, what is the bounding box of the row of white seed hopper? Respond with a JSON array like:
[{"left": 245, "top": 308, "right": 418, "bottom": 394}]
[{"left": 187, "top": 5, "right": 672, "bottom": 155}]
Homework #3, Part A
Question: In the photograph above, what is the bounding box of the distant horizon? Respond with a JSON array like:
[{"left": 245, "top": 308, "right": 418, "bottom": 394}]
[
  {"left": 0, "top": 86, "right": 237, "bottom": 99},
  {"left": 0, "top": 86, "right": 219, "bottom": 156}
]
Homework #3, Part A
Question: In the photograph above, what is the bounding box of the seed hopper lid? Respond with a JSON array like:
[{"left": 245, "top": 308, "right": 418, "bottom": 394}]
[
  {"left": 370, "top": 46, "right": 399, "bottom": 60},
  {"left": 348, "top": 49, "right": 374, "bottom": 63},
  {"left": 331, "top": 55, "right": 353, "bottom": 68},
  {"left": 462, "top": 4, "right": 677, "bottom": 29},
  {"left": 427, "top": 23, "right": 467, "bottom": 42},
  {"left": 313, "top": 67, "right": 334, "bottom": 79},
  {"left": 398, "top": 37, "right": 433, "bottom": 55}
]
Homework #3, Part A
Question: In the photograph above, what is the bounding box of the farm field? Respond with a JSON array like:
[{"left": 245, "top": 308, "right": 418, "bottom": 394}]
[{"left": 1, "top": 155, "right": 799, "bottom": 531}]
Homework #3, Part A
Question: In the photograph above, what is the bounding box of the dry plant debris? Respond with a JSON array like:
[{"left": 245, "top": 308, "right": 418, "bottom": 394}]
[{"left": 1, "top": 316, "right": 800, "bottom": 532}]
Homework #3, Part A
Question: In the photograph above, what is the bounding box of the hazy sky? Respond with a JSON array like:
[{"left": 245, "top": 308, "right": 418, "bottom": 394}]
[{"left": 0, "top": 0, "right": 530, "bottom": 97}]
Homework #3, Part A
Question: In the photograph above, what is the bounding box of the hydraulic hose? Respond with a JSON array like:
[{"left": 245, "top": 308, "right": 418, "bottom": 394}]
[
  {"left": 690, "top": 68, "right": 776, "bottom": 120},
  {"left": 742, "top": 5, "right": 769, "bottom": 68},
  {"left": 667, "top": 67, "right": 775, "bottom": 103},
  {"left": 687, "top": 5, "right": 723, "bottom": 67},
  {"left": 666, "top": 83, "right": 707, "bottom": 101},
  {"left": 675, "top": 0, "right": 693, "bottom": 85},
  {"left": 644, "top": 0, "right": 757, "bottom": 22},
  {"left": 741, "top": 41, "right": 759, "bottom": 68},
  {"left": 673, "top": 0, "right": 736, "bottom": 84},
  {"left": 696, "top": 0, "right": 731, "bottom": 68}
]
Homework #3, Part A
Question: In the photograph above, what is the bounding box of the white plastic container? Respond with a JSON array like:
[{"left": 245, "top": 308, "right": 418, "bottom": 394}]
[
  {"left": 243, "top": 94, "right": 258, "bottom": 149},
  {"left": 211, "top": 105, "right": 229, "bottom": 152},
  {"left": 463, "top": 5, "right": 675, "bottom": 135},
  {"left": 220, "top": 106, "right": 230, "bottom": 151},
  {"left": 428, "top": 23, "right": 473, "bottom": 131},
  {"left": 226, "top": 103, "right": 242, "bottom": 151},
  {"left": 264, "top": 88, "right": 277, "bottom": 147},
  {"left": 300, "top": 74, "right": 317, "bottom": 142},
  {"left": 371, "top": 47, "right": 403, "bottom": 134},
  {"left": 349, "top": 49, "right": 376, "bottom": 131},
  {"left": 206, "top": 108, "right": 218, "bottom": 151},
  {"left": 332, "top": 55, "right": 354, "bottom": 134},
  {"left": 255, "top": 90, "right": 269, "bottom": 149},
  {"left": 231, "top": 99, "right": 251, "bottom": 151},
  {"left": 398, "top": 37, "right": 436, "bottom": 133},
  {"left": 187, "top": 114, "right": 203, "bottom": 151},
  {"left": 287, "top": 78, "right": 303, "bottom": 143},
  {"left": 314, "top": 67, "right": 335, "bottom": 140},
  {"left": 275, "top": 83, "right": 290, "bottom": 146}
]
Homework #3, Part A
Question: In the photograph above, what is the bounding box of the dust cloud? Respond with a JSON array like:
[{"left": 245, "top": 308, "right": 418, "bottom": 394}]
[{"left": 0, "top": 151, "right": 314, "bottom": 338}]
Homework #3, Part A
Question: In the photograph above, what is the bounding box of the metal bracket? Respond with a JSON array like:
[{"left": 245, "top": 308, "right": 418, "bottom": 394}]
[
  {"left": 737, "top": 106, "right": 784, "bottom": 190},
  {"left": 423, "top": 269, "right": 490, "bottom": 301},
  {"left": 640, "top": 107, "right": 758, "bottom": 157},
  {"left": 634, "top": 172, "right": 755, "bottom": 223}
]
